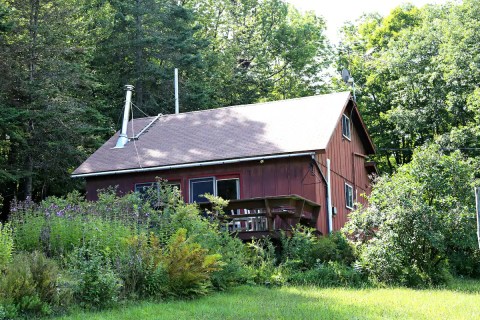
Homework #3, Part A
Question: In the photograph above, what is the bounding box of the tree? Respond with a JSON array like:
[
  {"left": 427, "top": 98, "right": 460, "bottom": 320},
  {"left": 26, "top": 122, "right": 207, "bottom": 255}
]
[
  {"left": 188, "top": 0, "right": 332, "bottom": 107},
  {"left": 344, "top": 144, "right": 480, "bottom": 285},
  {"left": 88, "top": 0, "right": 208, "bottom": 117},
  {"left": 0, "top": 0, "right": 109, "bottom": 207},
  {"left": 337, "top": 1, "right": 480, "bottom": 171}
]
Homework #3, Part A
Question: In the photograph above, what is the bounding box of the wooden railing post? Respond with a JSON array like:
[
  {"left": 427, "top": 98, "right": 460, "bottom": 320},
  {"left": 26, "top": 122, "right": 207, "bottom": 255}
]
[{"left": 264, "top": 199, "right": 273, "bottom": 232}]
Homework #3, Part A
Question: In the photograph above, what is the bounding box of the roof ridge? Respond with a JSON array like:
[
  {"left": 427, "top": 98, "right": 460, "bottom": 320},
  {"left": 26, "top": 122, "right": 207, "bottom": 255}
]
[{"left": 133, "top": 91, "right": 351, "bottom": 121}]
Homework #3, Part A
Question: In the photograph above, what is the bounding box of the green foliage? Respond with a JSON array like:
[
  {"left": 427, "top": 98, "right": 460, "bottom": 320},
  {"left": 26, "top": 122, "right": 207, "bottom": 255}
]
[
  {"left": 67, "top": 246, "right": 121, "bottom": 310},
  {"left": 187, "top": 0, "right": 332, "bottom": 106},
  {"left": 288, "top": 261, "right": 366, "bottom": 288},
  {"left": 163, "top": 228, "right": 222, "bottom": 298},
  {"left": 244, "top": 238, "right": 279, "bottom": 285},
  {"left": 0, "top": 222, "right": 13, "bottom": 270},
  {"left": 345, "top": 144, "right": 479, "bottom": 285},
  {"left": 208, "top": 231, "right": 251, "bottom": 290},
  {"left": 10, "top": 191, "right": 146, "bottom": 258},
  {"left": 0, "top": 251, "right": 67, "bottom": 318},
  {"left": 281, "top": 227, "right": 355, "bottom": 269},
  {"left": 337, "top": 1, "right": 480, "bottom": 171},
  {"left": 117, "top": 232, "right": 168, "bottom": 300}
]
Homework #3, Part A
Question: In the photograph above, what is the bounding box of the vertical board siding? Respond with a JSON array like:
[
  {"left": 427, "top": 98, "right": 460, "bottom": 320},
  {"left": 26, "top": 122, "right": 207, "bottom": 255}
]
[
  {"left": 86, "top": 156, "right": 317, "bottom": 199},
  {"left": 85, "top": 102, "right": 374, "bottom": 235},
  {"left": 323, "top": 102, "right": 372, "bottom": 232}
]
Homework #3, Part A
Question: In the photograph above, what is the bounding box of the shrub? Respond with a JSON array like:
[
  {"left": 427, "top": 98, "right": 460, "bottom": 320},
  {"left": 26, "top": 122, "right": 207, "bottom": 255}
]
[
  {"left": 67, "top": 246, "right": 122, "bottom": 310},
  {"left": 281, "top": 227, "right": 356, "bottom": 270},
  {"left": 208, "top": 231, "right": 251, "bottom": 289},
  {"left": 321, "top": 232, "right": 356, "bottom": 265},
  {"left": 344, "top": 145, "right": 476, "bottom": 286},
  {"left": 245, "top": 238, "right": 279, "bottom": 285},
  {"left": 117, "top": 232, "right": 168, "bottom": 300},
  {"left": 0, "top": 251, "right": 66, "bottom": 318},
  {"left": 163, "top": 229, "right": 222, "bottom": 298},
  {"left": 281, "top": 226, "right": 319, "bottom": 269},
  {"left": 0, "top": 222, "right": 14, "bottom": 270},
  {"left": 288, "top": 261, "right": 366, "bottom": 287}
]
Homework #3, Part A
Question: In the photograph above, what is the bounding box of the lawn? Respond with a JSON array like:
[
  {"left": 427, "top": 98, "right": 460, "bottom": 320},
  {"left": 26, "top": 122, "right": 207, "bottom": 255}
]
[{"left": 58, "top": 279, "right": 480, "bottom": 320}]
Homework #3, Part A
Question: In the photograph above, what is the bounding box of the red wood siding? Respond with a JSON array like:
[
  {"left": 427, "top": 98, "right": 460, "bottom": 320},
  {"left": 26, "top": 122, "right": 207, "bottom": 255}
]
[
  {"left": 85, "top": 155, "right": 320, "bottom": 219},
  {"left": 84, "top": 102, "right": 373, "bottom": 235},
  {"left": 316, "top": 103, "right": 373, "bottom": 233}
]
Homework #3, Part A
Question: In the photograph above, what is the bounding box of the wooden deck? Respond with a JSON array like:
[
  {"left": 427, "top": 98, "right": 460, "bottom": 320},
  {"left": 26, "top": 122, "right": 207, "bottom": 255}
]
[{"left": 219, "top": 195, "right": 321, "bottom": 240}]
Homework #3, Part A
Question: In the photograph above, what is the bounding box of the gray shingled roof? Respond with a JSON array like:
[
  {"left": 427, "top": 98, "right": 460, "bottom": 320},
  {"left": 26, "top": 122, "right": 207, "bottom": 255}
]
[{"left": 73, "top": 91, "right": 352, "bottom": 176}]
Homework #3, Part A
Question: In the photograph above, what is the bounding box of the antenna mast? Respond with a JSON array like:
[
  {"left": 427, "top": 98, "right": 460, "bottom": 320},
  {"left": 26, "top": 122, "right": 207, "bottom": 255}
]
[
  {"left": 174, "top": 68, "right": 179, "bottom": 114},
  {"left": 341, "top": 69, "right": 356, "bottom": 102}
]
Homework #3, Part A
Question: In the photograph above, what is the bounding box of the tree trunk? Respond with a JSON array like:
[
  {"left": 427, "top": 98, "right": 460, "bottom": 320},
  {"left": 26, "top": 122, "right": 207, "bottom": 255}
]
[
  {"left": 24, "top": 0, "right": 40, "bottom": 200},
  {"left": 25, "top": 154, "right": 33, "bottom": 199}
]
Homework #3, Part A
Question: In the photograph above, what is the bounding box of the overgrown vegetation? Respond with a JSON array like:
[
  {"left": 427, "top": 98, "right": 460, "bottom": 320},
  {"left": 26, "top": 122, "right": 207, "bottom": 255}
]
[
  {"left": 345, "top": 144, "right": 480, "bottom": 286},
  {"left": 1, "top": 174, "right": 479, "bottom": 318},
  {"left": 0, "top": 184, "right": 256, "bottom": 318}
]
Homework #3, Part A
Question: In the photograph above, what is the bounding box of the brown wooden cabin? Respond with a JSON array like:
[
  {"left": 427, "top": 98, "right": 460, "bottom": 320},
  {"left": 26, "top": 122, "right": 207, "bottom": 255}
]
[{"left": 72, "top": 91, "right": 376, "bottom": 238}]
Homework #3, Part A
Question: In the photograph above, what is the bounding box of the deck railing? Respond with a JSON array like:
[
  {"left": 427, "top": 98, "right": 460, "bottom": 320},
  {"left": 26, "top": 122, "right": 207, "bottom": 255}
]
[{"left": 220, "top": 195, "right": 321, "bottom": 240}]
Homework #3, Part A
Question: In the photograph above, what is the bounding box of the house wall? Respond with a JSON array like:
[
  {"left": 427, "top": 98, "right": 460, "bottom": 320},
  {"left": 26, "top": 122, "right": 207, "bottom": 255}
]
[
  {"left": 316, "top": 104, "right": 373, "bottom": 232},
  {"left": 85, "top": 155, "right": 325, "bottom": 228},
  {"left": 84, "top": 104, "right": 373, "bottom": 235}
]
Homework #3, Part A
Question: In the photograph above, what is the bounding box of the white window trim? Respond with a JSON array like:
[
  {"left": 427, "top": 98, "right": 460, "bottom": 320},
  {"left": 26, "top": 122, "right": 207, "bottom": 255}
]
[
  {"left": 189, "top": 177, "right": 216, "bottom": 203},
  {"left": 345, "top": 182, "right": 354, "bottom": 209},
  {"left": 342, "top": 114, "right": 351, "bottom": 141}
]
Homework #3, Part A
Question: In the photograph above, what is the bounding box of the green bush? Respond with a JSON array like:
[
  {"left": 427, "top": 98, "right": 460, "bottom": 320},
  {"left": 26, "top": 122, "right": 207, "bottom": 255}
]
[
  {"left": 0, "top": 222, "right": 14, "bottom": 270},
  {"left": 0, "top": 251, "right": 67, "bottom": 318},
  {"left": 208, "top": 231, "right": 251, "bottom": 289},
  {"left": 288, "top": 261, "right": 366, "bottom": 287},
  {"left": 345, "top": 145, "right": 476, "bottom": 286},
  {"left": 281, "top": 227, "right": 356, "bottom": 270},
  {"left": 318, "top": 232, "right": 356, "bottom": 265},
  {"left": 163, "top": 229, "right": 222, "bottom": 298},
  {"left": 281, "top": 226, "right": 319, "bottom": 269},
  {"left": 117, "top": 232, "right": 168, "bottom": 300},
  {"left": 68, "top": 246, "right": 122, "bottom": 310},
  {"left": 245, "top": 238, "right": 279, "bottom": 285}
]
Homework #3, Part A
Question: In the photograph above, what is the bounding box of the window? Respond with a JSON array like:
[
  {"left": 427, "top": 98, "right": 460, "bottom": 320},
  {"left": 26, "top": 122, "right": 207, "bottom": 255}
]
[
  {"left": 217, "top": 179, "right": 239, "bottom": 201},
  {"left": 217, "top": 178, "right": 240, "bottom": 215},
  {"left": 189, "top": 177, "right": 240, "bottom": 204},
  {"left": 135, "top": 182, "right": 158, "bottom": 197},
  {"left": 345, "top": 183, "right": 354, "bottom": 209},
  {"left": 190, "top": 177, "right": 215, "bottom": 203},
  {"left": 342, "top": 114, "right": 351, "bottom": 140},
  {"left": 135, "top": 181, "right": 181, "bottom": 205}
]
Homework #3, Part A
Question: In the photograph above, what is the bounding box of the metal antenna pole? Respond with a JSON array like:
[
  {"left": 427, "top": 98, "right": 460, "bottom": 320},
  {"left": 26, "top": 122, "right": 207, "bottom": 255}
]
[{"left": 475, "top": 187, "right": 480, "bottom": 249}]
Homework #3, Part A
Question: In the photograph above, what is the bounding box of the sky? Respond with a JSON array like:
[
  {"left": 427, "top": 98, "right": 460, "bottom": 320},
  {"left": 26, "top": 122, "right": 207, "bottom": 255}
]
[{"left": 285, "top": 0, "right": 454, "bottom": 43}]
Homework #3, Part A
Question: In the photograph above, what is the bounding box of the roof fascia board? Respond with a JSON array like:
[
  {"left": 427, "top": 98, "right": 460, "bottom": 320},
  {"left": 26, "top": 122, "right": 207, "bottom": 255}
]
[
  {"left": 323, "top": 93, "right": 352, "bottom": 151},
  {"left": 324, "top": 95, "right": 376, "bottom": 155},
  {"left": 351, "top": 105, "right": 376, "bottom": 154},
  {"left": 71, "top": 152, "right": 316, "bottom": 179}
]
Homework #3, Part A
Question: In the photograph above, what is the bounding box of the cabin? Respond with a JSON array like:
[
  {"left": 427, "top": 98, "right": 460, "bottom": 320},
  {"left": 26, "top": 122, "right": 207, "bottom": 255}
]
[{"left": 72, "top": 89, "right": 376, "bottom": 239}]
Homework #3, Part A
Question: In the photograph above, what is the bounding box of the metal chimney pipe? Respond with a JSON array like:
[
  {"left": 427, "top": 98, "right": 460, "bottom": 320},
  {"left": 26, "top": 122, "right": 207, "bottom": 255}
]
[
  {"left": 174, "top": 68, "right": 179, "bottom": 114},
  {"left": 114, "top": 85, "right": 135, "bottom": 148}
]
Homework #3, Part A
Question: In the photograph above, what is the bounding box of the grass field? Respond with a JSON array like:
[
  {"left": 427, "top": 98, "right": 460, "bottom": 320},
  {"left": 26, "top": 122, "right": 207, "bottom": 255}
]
[{"left": 58, "top": 279, "right": 480, "bottom": 320}]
